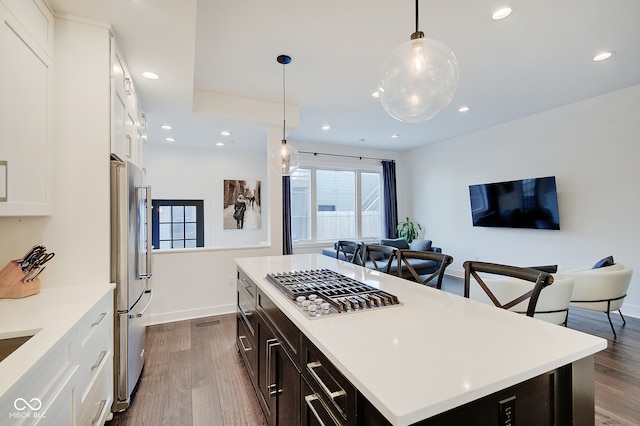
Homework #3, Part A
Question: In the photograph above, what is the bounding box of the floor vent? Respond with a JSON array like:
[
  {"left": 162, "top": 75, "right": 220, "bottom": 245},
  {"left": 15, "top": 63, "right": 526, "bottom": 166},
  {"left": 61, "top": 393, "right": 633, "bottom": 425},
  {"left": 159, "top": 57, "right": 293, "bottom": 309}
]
[{"left": 195, "top": 319, "right": 221, "bottom": 328}]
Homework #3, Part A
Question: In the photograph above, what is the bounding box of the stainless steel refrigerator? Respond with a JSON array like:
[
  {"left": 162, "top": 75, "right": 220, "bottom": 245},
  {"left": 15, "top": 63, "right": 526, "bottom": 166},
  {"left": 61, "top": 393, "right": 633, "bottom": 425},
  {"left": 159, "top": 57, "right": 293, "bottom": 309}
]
[{"left": 110, "top": 158, "right": 153, "bottom": 412}]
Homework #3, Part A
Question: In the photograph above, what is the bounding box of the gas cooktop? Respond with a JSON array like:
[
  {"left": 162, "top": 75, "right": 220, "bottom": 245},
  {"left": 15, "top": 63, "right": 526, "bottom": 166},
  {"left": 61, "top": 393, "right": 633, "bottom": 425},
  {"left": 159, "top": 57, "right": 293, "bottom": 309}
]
[{"left": 265, "top": 269, "right": 402, "bottom": 318}]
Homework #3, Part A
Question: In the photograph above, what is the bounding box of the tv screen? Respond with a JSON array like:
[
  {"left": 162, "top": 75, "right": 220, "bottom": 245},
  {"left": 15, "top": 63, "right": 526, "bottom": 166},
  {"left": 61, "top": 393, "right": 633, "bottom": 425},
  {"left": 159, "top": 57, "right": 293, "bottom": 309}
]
[{"left": 469, "top": 176, "right": 560, "bottom": 230}]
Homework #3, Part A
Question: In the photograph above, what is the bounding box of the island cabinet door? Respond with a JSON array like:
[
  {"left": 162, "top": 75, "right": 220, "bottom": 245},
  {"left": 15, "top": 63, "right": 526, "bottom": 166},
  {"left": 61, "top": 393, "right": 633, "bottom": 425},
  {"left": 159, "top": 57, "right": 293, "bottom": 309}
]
[{"left": 257, "top": 318, "right": 301, "bottom": 426}]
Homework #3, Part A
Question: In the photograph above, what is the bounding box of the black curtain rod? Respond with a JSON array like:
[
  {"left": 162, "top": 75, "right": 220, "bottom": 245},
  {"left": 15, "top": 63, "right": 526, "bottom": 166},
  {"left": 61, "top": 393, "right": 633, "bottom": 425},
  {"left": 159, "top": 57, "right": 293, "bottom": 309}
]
[{"left": 298, "top": 151, "right": 394, "bottom": 163}]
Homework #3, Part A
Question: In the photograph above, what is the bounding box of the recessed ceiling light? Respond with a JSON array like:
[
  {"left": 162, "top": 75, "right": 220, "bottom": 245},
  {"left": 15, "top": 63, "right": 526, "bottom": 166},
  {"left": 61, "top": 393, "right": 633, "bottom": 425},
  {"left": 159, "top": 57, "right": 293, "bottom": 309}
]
[
  {"left": 593, "top": 51, "right": 614, "bottom": 62},
  {"left": 372, "top": 91, "right": 380, "bottom": 98},
  {"left": 216, "top": 142, "right": 224, "bottom": 146},
  {"left": 165, "top": 137, "right": 175, "bottom": 142},
  {"left": 221, "top": 131, "right": 231, "bottom": 136},
  {"left": 458, "top": 106, "right": 470, "bottom": 112},
  {"left": 321, "top": 125, "right": 331, "bottom": 131},
  {"left": 492, "top": 6, "right": 512, "bottom": 20},
  {"left": 142, "top": 71, "right": 160, "bottom": 80},
  {"left": 161, "top": 124, "right": 172, "bottom": 130},
  {"left": 391, "top": 134, "right": 399, "bottom": 139}
]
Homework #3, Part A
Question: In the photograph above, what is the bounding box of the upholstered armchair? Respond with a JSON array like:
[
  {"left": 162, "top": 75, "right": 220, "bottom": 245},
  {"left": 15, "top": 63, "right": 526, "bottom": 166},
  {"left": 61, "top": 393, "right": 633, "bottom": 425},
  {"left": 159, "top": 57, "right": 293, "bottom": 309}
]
[{"left": 564, "top": 263, "right": 633, "bottom": 337}]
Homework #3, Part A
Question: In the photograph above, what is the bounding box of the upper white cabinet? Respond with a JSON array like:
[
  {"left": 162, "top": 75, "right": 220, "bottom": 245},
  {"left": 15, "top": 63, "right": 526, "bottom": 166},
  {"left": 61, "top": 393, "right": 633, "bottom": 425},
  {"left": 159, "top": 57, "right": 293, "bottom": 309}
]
[
  {"left": 111, "top": 39, "right": 147, "bottom": 171},
  {"left": 0, "top": 0, "right": 53, "bottom": 216}
]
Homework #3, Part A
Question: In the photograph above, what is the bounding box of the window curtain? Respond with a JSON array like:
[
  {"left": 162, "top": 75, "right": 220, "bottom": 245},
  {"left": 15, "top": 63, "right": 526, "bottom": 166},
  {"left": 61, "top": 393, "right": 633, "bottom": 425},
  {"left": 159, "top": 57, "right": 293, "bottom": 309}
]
[
  {"left": 282, "top": 175, "right": 293, "bottom": 255},
  {"left": 381, "top": 160, "right": 398, "bottom": 239}
]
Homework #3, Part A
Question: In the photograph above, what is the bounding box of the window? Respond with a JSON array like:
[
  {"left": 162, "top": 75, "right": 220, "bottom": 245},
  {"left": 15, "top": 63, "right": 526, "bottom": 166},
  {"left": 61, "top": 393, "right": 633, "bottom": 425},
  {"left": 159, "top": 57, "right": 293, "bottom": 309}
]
[
  {"left": 152, "top": 200, "right": 204, "bottom": 249},
  {"left": 290, "top": 167, "right": 382, "bottom": 242}
]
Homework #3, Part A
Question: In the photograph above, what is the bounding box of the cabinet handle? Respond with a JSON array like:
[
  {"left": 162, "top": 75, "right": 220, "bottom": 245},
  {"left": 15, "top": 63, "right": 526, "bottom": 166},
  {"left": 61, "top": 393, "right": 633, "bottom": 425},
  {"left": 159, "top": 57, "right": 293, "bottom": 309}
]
[
  {"left": 238, "top": 277, "right": 254, "bottom": 297},
  {"left": 92, "top": 350, "right": 107, "bottom": 370},
  {"left": 91, "top": 399, "right": 107, "bottom": 424},
  {"left": 266, "top": 338, "right": 281, "bottom": 397},
  {"left": 238, "top": 335, "right": 252, "bottom": 352},
  {"left": 307, "top": 361, "right": 347, "bottom": 400},
  {"left": 91, "top": 312, "right": 107, "bottom": 327},
  {"left": 125, "top": 134, "right": 132, "bottom": 158},
  {"left": 305, "top": 393, "right": 340, "bottom": 426}
]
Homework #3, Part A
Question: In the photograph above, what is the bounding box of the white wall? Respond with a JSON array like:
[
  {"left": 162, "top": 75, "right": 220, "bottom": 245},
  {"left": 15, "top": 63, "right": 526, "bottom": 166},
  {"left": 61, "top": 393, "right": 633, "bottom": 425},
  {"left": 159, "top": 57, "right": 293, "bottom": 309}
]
[
  {"left": 405, "top": 84, "right": 640, "bottom": 318},
  {"left": 147, "top": 143, "right": 269, "bottom": 247},
  {"left": 145, "top": 127, "right": 288, "bottom": 324}
]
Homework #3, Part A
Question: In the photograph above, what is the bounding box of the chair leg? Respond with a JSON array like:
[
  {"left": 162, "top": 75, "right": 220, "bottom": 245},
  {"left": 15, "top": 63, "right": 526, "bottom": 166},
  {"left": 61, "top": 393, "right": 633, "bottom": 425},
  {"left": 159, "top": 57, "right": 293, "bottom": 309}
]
[
  {"left": 605, "top": 311, "right": 617, "bottom": 339},
  {"left": 618, "top": 309, "right": 626, "bottom": 325}
]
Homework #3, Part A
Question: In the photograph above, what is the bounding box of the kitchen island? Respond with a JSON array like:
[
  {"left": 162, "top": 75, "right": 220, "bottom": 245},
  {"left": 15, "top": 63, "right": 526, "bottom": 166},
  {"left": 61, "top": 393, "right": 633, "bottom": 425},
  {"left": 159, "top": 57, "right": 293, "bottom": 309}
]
[{"left": 235, "top": 254, "right": 607, "bottom": 425}]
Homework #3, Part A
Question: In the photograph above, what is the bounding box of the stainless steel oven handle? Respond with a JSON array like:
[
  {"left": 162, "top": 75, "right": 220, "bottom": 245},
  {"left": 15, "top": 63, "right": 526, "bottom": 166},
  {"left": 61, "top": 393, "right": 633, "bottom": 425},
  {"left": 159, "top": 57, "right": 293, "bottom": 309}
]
[
  {"left": 305, "top": 394, "right": 327, "bottom": 426},
  {"left": 307, "top": 361, "right": 347, "bottom": 400},
  {"left": 238, "top": 335, "right": 252, "bottom": 352},
  {"left": 129, "top": 289, "right": 153, "bottom": 319}
]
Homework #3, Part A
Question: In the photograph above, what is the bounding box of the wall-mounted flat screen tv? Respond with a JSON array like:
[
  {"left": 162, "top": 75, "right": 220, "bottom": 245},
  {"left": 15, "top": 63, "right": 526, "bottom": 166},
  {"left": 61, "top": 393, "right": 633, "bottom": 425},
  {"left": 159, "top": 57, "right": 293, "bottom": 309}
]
[{"left": 469, "top": 176, "right": 560, "bottom": 230}]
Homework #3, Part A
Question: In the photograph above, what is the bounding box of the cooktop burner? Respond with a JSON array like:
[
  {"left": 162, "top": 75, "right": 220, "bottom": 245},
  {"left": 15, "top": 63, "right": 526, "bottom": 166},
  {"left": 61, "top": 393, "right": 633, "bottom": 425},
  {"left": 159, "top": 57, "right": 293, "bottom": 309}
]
[{"left": 266, "top": 269, "right": 401, "bottom": 318}]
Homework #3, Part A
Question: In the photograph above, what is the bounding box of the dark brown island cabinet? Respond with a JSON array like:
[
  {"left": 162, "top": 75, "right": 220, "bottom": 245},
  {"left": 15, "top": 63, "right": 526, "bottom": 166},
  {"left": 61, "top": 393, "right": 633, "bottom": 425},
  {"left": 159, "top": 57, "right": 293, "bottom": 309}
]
[{"left": 236, "top": 266, "right": 598, "bottom": 426}]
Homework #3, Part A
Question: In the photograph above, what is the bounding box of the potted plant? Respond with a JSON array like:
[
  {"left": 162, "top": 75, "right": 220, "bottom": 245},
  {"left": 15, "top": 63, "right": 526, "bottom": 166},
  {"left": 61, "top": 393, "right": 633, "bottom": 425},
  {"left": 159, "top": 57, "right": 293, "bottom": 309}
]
[{"left": 396, "top": 217, "right": 423, "bottom": 243}]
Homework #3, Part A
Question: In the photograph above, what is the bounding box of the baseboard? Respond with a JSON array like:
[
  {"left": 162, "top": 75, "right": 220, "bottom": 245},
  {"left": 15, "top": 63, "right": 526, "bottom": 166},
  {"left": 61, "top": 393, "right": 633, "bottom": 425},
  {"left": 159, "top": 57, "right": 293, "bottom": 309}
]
[
  {"left": 621, "top": 303, "right": 640, "bottom": 319},
  {"left": 147, "top": 304, "right": 236, "bottom": 325}
]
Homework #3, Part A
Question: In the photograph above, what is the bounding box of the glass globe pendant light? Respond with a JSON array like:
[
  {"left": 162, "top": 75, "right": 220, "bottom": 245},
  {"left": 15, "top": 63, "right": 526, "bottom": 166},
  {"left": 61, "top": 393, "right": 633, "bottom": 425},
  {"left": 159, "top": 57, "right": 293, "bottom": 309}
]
[
  {"left": 379, "top": 0, "right": 459, "bottom": 123},
  {"left": 269, "top": 54, "right": 300, "bottom": 175}
]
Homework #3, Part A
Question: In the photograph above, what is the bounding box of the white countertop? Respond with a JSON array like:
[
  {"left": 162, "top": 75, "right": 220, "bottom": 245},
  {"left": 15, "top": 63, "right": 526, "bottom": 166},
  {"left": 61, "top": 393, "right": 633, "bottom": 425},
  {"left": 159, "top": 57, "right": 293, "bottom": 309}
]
[
  {"left": 236, "top": 254, "right": 607, "bottom": 425},
  {"left": 0, "top": 284, "right": 115, "bottom": 399}
]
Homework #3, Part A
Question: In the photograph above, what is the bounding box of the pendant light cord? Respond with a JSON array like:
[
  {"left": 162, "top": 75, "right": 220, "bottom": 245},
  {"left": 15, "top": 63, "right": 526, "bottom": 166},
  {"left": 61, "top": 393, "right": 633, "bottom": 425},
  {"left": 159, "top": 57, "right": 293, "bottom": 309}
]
[
  {"left": 411, "top": 0, "right": 424, "bottom": 39},
  {"left": 282, "top": 61, "right": 286, "bottom": 141}
]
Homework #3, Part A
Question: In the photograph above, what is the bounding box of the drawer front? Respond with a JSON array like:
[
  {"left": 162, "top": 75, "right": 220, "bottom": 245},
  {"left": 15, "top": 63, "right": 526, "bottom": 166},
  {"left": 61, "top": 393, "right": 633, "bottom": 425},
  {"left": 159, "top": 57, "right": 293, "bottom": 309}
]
[
  {"left": 302, "top": 377, "right": 343, "bottom": 426},
  {"left": 236, "top": 315, "right": 258, "bottom": 386},
  {"left": 302, "top": 337, "right": 356, "bottom": 424},
  {"left": 237, "top": 280, "right": 257, "bottom": 338},
  {"left": 238, "top": 269, "right": 257, "bottom": 302},
  {"left": 78, "top": 360, "right": 113, "bottom": 426},
  {"left": 76, "top": 323, "right": 112, "bottom": 402},
  {"left": 78, "top": 292, "right": 112, "bottom": 350},
  {"left": 257, "top": 290, "right": 300, "bottom": 362}
]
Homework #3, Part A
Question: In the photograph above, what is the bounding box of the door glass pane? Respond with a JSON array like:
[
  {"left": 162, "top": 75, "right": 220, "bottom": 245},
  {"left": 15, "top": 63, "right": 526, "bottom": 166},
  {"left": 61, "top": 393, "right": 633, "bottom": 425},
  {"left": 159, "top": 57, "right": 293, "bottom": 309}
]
[
  {"left": 185, "top": 239, "right": 197, "bottom": 248},
  {"left": 159, "top": 240, "right": 171, "bottom": 249},
  {"left": 172, "top": 240, "right": 185, "bottom": 249},
  {"left": 316, "top": 170, "right": 355, "bottom": 240}
]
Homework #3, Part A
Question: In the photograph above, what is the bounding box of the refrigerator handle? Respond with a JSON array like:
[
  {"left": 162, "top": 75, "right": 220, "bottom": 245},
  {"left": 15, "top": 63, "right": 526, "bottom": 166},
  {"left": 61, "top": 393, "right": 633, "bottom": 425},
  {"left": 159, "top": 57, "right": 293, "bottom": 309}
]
[{"left": 145, "top": 185, "right": 152, "bottom": 278}]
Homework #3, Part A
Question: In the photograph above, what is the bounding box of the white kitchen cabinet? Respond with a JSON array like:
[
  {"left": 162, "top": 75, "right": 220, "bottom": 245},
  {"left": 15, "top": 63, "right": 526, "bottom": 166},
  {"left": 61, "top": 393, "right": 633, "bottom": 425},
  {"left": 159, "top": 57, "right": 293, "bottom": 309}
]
[
  {"left": 0, "top": 286, "right": 114, "bottom": 426},
  {"left": 0, "top": 0, "right": 52, "bottom": 216},
  {"left": 75, "top": 291, "right": 114, "bottom": 425},
  {"left": 110, "top": 38, "right": 146, "bottom": 170}
]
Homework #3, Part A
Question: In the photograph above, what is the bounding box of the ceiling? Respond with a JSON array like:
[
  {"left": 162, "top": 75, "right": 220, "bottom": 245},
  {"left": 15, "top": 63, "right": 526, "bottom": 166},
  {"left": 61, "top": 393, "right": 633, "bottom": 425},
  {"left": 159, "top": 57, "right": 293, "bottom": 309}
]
[{"left": 49, "top": 0, "right": 640, "bottom": 152}]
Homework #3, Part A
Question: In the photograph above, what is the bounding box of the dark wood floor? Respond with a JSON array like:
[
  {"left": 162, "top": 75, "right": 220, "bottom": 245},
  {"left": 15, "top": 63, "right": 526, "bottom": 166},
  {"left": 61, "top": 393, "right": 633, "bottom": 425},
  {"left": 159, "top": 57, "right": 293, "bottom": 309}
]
[{"left": 108, "top": 277, "right": 640, "bottom": 425}]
